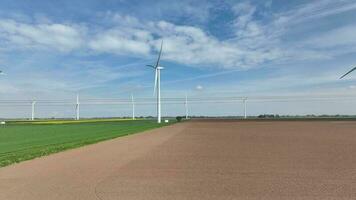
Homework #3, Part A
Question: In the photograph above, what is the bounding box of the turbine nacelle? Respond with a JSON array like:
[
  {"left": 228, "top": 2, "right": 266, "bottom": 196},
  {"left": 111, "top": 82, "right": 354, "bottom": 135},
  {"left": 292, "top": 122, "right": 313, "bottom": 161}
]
[{"left": 146, "top": 65, "right": 164, "bottom": 70}]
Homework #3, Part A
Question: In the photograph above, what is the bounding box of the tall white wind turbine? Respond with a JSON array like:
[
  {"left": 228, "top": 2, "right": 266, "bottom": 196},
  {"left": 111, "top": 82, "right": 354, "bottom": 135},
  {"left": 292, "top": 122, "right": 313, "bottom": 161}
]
[{"left": 147, "top": 41, "right": 164, "bottom": 123}]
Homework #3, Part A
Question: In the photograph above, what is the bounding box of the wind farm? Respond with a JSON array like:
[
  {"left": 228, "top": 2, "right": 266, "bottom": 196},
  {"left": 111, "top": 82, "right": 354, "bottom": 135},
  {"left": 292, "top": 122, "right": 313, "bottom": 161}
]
[
  {"left": 1, "top": 68, "right": 356, "bottom": 200},
  {"left": 1, "top": 0, "right": 356, "bottom": 200}
]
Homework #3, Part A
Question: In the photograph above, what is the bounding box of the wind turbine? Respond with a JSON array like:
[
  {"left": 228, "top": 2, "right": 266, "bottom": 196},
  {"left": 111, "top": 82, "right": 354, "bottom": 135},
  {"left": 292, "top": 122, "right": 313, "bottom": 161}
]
[
  {"left": 31, "top": 99, "right": 36, "bottom": 121},
  {"left": 131, "top": 94, "right": 135, "bottom": 120},
  {"left": 75, "top": 94, "right": 80, "bottom": 120},
  {"left": 185, "top": 93, "right": 189, "bottom": 119},
  {"left": 243, "top": 97, "right": 248, "bottom": 119},
  {"left": 147, "top": 41, "right": 164, "bottom": 123},
  {"left": 340, "top": 66, "right": 356, "bottom": 79}
]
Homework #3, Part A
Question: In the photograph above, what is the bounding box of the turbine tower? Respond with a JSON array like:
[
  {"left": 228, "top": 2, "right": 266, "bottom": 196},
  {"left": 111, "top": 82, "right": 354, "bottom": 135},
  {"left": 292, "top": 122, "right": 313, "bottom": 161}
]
[
  {"left": 131, "top": 94, "right": 135, "bottom": 120},
  {"left": 243, "top": 97, "right": 247, "bottom": 119},
  {"left": 185, "top": 94, "right": 189, "bottom": 119},
  {"left": 340, "top": 66, "right": 356, "bottom": 79},
  {"left": 76, "top": 94, "right": 80, "bottom": 120},
  {"left": 31, "top": 99, "right": 36, "bottom": 121},
  {"left": 147, "top": 41, "right": 164, "bottom": 123}
]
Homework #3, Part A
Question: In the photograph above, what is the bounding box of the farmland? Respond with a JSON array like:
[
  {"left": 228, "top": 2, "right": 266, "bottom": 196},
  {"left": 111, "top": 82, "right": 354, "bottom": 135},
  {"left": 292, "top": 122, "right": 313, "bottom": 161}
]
[
  {"left": 1, "top": 120, "right": 356, "bottom": 199},
  {"left": 0, "top": 119, "right": 173, "bottom": 167}
]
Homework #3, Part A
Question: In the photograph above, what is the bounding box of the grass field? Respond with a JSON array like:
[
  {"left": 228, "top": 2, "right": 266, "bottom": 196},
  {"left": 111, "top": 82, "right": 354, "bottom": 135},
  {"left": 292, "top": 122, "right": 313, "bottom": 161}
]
[
  {"left": 0, "top": 120, "right": 173, "bottom": 167},
  {"left": 10, "top": 118, "right": 138, "bottom": 125}
]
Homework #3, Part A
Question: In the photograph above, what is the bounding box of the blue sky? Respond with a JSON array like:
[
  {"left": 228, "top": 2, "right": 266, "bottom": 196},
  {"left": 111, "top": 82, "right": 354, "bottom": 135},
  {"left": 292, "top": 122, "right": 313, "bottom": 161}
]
[{"left": 1, "top": 0, "right": 356, "bottom": 117}]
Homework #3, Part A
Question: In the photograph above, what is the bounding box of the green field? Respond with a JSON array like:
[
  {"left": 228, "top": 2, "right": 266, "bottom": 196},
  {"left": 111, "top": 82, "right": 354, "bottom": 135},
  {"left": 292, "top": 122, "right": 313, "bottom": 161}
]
[{"left": 0, "top": 120, "right": 173, "bottom": 167}]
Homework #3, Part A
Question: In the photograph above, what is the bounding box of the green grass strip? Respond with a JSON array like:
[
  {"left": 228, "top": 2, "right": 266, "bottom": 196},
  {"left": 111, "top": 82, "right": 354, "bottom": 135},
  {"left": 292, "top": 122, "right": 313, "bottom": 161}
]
[{"left": 0, "top": 120, "right": 175, "bottom": 167}]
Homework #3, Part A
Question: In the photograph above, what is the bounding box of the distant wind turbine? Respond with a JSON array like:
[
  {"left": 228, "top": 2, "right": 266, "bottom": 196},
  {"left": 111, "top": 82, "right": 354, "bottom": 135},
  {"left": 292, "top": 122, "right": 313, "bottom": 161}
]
[
  {"left": 340, "top": 67, "right": 356, "bottom": 79},
  {"left": 131, "top": 94, "right": 135, "bottom": 120},
  {"left": 31, "top": 99, "right": 36, "bottom": 121},
  {"left": 76, "top": 94, "right": 80, "bottom": 120},
  {"left": 147, "top": 41, "right": 164, "bottom": 123}
]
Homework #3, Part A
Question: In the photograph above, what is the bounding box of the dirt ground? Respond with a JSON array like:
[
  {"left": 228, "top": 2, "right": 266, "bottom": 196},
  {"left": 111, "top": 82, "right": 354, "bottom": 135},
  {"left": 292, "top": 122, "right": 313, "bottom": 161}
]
[{"left": 0, "top": 120, "right": 356, "bottom": 200}]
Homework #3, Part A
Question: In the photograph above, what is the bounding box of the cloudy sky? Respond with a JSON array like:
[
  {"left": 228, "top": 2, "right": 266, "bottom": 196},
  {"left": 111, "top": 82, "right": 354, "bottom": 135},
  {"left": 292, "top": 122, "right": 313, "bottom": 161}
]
[{"left": 1, "top": 0, "right": 356, "bottom": 117}]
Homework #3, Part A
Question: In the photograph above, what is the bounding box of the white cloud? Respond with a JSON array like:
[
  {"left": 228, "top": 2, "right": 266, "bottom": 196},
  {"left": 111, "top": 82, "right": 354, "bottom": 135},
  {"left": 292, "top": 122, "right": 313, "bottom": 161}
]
[
  {"left": 304, "top": 25, "right": 356, "bottom": 48},
  {"left": 154, "top": 21, "right": 244, "bottom": 67},
  {"left": 228, "top": 0, "right": 356, "bottom": 64},
  {"left": 195, "top": 85, "right": 203, "bottom": 91},
  {"left": 0, "top": 19, "right": 85, "bottom": 52},
  {"left": 84, "top": 16, "right": 284, "bottom": 69},
  {"left": 108, "top": 13, "right": 141, "bottom": 27},
  {"left": 89, "top": 28, "right": 152, "bottom": 56},
  {"left": 275, "top": 0, "right": 356, "bottom": 26},
  {"left": 152, "top": 19, "right": 285, "bottom": 68},
  {"left": 232, "top": 1, "right": 261, "bottom": 38}
]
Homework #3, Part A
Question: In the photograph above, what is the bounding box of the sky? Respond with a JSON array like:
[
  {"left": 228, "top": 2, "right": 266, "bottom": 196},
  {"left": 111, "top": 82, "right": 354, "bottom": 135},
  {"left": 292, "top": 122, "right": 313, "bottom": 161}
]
[{"left": 1, "top": 0, "right": 356, "bottom": 118}]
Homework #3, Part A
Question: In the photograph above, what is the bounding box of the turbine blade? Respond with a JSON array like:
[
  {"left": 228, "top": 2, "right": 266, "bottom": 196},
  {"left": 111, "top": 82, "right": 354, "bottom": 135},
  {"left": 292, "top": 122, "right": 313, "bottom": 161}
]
[
  {"left": 153, "top": 68, "right": 158, "bottom": 95},
  {"left": 340, "top": 67, "right": 356, "bottom": 79},
  {"left": 155, "top": 40, "right": 163, "bottom": 68},
  {"left": 146, "top": 65, "right": 155, "bottom": 69}
]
